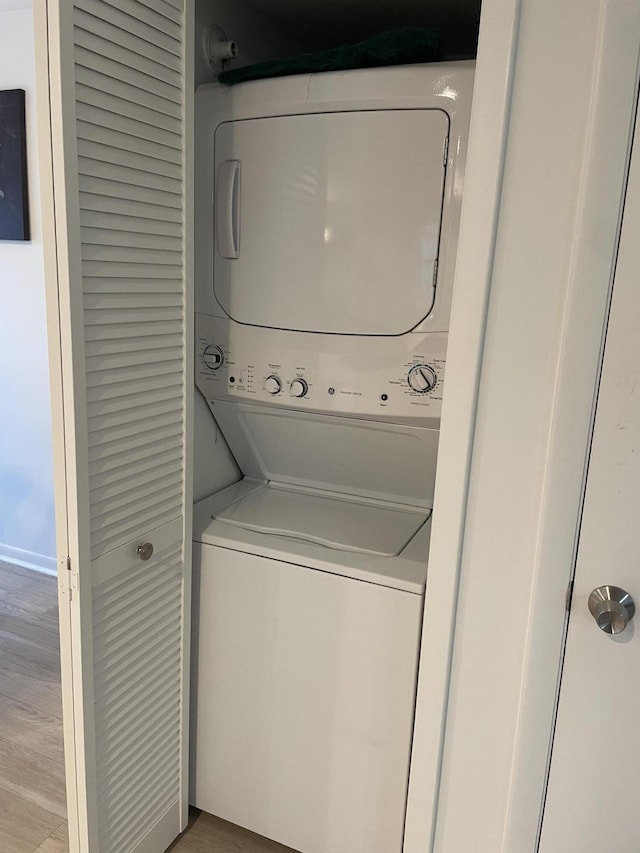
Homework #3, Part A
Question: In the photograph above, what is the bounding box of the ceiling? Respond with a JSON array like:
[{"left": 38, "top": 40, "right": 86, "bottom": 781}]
[{"left": 242, "top": 0, "right": 482, "bottom": 54}]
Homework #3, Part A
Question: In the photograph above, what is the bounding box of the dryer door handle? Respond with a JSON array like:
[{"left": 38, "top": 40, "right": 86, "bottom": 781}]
[{"left": 216, "top": 159, "right": 241, "bottom": 259}]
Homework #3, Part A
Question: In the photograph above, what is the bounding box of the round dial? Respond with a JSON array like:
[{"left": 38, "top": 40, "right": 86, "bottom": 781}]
[
  {"left": 203, "top": 345, "right": 224, "bottom": 370},
  {"left": 264, "top": 375, "right": 282, "bottom": 395},
  {"left": 290, "top": 378, "right": 309, "bottom": 398},
  {"left": 407, "top": 364, "right": 437, "bottom": 394}
]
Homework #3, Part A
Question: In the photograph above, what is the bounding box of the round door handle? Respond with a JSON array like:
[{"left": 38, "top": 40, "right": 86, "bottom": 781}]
[
  {"left": 588, "top": 585, "right": 635, "bottom": 635},
  {"left": 136, "top": 542, "right": 154, "bottom": 562}
]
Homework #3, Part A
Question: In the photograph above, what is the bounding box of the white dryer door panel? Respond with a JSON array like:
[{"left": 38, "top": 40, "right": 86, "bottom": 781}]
[{"left": 214, "top": 110, "right": 449, "bottom": 335}]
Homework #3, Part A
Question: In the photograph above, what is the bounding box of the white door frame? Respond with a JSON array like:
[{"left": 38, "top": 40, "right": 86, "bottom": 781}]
[
  {"left": 405, "top": 1, "right": 640, "bottom": 851},
  {"left": 404, "top": 0, "right": 522, "bottom": 847},
  {"left": 33, "top": 4, "right": 87, "bottom": 845}
]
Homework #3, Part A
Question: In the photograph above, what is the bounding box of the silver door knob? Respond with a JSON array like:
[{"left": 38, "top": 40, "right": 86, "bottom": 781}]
[
  {"left": 588, "top": 585, "right": 635, "bottom": 634},
  {"left": 136, "top": 542, "right": 154, "bottom": 561}
]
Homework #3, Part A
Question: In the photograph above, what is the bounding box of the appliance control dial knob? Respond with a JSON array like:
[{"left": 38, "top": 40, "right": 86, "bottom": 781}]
[
  {"left": 264, "top": 375, "right": 282, "bottom": 395},
  {"left": 203, "top": 345, "right": 224, "bottom": 370},
  {"left": 290, "top": 378, "right": 309, "bottom": 398},
  {"left": 408, "top": 364, "right": 437, "bottom": 393}
]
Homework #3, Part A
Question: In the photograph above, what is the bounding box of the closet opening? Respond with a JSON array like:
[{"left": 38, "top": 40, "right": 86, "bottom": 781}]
[{"left": 185, "top": 1, "right": 481, "bottom": 850}]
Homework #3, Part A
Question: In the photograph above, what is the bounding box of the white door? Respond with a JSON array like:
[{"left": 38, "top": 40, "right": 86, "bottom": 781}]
[
  {"left": 34, "top": 1, "right": 193, "bottom": 851},
  {"left": 538, "top": 103, "right": 640, "bottom": 850}
]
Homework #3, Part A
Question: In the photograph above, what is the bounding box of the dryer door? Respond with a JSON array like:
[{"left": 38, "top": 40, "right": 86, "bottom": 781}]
[{"left": 213, "top": 109, "right": 449, "bottom": 335}]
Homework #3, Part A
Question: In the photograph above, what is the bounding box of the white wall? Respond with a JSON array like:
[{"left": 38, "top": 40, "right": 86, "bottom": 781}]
[
  {"left": 195, "top": 0, "right": 301, "bottom": 88},
  {"left": 193, "top": 391, "right": 241, "bottom": 502},
  {"left": 0, "top": 5, "right": 55, "bottom": 572}
]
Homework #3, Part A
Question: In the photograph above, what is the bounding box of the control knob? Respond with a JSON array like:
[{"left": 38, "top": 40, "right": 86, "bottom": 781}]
[
  {"left": 290, "top": 378, "right": 309, "bottom": 398},
  {"left": 264, "top": 375, "right": 282, "bottom": 395},
  {"left": 407, "top": 364, "right": 437, "bottom": 393},
  {"left": 203, "top": 345, "right": 224, "bottom": 370}
]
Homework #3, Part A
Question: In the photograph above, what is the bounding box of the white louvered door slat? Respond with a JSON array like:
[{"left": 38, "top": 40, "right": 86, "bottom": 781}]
[{"left": 35, "top": 0, "right": 193, "bottom": 851}]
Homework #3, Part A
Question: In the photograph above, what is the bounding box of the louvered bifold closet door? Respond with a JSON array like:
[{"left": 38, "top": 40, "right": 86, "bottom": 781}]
[{"left": 39, "top": 1, "right": 193, "bottom": 851}]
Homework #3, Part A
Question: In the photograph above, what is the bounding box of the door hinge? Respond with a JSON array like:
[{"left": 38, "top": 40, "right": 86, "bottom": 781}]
[
  {"left": 443, "top": 136, "right": 449, "bottom": 166},
  {"left": 59, "top": 556, "right": 78, "bottom": 602},
  {"left": 565, "top": 580, "right": 575, "bottom": 612}
]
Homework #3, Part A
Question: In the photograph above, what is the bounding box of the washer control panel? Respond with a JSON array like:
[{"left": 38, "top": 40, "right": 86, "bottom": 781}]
[{"left": 196, "top": 313, "right": 447, "bottom": 422}]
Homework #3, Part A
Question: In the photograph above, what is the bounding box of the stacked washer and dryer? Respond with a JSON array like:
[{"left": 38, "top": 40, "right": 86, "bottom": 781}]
[{"left": 192, "top": 61, "right": 474, "bottom": 853}]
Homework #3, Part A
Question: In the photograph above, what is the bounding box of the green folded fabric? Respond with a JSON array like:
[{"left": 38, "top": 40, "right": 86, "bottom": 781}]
[{"left": 218, "top": 27, "right": 442, "bottom": 86}]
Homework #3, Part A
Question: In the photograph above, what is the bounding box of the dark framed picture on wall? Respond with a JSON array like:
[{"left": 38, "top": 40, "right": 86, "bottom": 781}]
[{"left": 0, "top": 89, "right": 30, "bottom": 241}]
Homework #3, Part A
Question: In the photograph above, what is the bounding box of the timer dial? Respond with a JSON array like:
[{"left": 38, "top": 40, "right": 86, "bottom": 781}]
[
  {"left": 203, "top": 345, "right": 224, "bottom": 370},
  {"left": 407, "top": 364, "right": 437, "bottom": 393},
  {"left": 290, "top": 378, "right": 309, "bottom": 398},
  {"left": 264, "top": 375, "right": 282, "bottom": 395}
]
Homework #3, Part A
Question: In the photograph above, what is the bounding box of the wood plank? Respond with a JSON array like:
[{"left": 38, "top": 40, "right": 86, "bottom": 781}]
[
  {"left": 0, "top": 626, "right": 60, "bottom": 675},
  {"left": 0, "top": 665, "right": 61, "bottom": 714},
  {"left": 35, "top": 821, "right": 68, "bottom": 853},
  {"left": 0, "top": 691, "right": 63, "bottom": 764},
  {"left": 0, "top": 608, "right": 59, "bottom": 641},
  {"left": 0, "top": 788, "right": 62, "bottom": 853},
  {"left": 0, "top": 563, "right": 66, "bottom": 845},
  {"left": 0, "top": 737, "right": 67, "bottom": 819},
  {"left": 0, "top": 560, "right": 56, "bottom": 590},
  {"left": 0, "top": 563, "right": 59, "bottom": 630},
  {"left": 0, "top": 559, "right": 57, "bottom": 589},
  {"left": 0, "top": 612, "right": 60, "bottom": 651},
  {"left": 0, "top": 623, "right": 62, "bottom": 714},
  {"left": 169, "top": 810, "right": 299, "bottom": 853},
  {"left": 0, "top": 562, "right": 57, "bottom": 599}
]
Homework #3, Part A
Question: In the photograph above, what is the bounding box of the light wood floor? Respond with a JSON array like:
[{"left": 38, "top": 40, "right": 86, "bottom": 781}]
[
  {"left": 0, "top": 562, "right": 296, "bottom": 853},
  {"left": 0, "top": 561, "right": 66, "bottom": 853},
  {"left": 170, "top": 811, "right": 298, "bottom": 853}
]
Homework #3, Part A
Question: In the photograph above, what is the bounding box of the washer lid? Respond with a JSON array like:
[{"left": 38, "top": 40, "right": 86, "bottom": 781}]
[
  {"left": 214, "top": 482, "right": 429, "bottom": 557},
  {"left": 214, "top": 109, "right": 449, "bottom": 335}
]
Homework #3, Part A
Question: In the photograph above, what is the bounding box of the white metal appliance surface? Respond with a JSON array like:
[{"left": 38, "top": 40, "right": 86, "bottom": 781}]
[
  {"left": 213, "top": 109, "right": 448, "bottom": 335},
  {"left": 192, "top": 62, "right": 474, "bottom": 853},
  {"left": 192, "top": 541, "right": 422, "bottom": 853},
  {"left": 196, "top": 313, "right": 447, "bottom": 423},
  {"left": 196, "top": 61, "right": 475, "bottom": 336}
]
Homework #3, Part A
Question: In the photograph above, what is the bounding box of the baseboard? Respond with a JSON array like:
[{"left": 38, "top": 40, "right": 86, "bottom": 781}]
[{"left": 0, "top": 543, "right": 57, "bottom": 576}]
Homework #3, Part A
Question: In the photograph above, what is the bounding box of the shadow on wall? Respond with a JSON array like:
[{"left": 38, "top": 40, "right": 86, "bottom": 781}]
[
  {"left": 0, "top": 464, "right": 55, "bottom": 558},
  {"left": 0, "top": 276, "right": 56, "bottom": 569},
  {"left": 193, "top": 389, "right": 241, "bottom": 502},
  {"left": 0, "top": 363, "right": 56, "bottom": 564}
]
